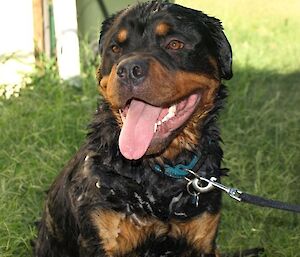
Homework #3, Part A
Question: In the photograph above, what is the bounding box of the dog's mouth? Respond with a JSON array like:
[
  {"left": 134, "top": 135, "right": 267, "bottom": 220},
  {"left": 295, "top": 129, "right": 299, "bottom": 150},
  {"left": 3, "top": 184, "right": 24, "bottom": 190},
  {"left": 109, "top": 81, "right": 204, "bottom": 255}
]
[{"left": 118, "top": 93, "right": 201, "bottom": 160}]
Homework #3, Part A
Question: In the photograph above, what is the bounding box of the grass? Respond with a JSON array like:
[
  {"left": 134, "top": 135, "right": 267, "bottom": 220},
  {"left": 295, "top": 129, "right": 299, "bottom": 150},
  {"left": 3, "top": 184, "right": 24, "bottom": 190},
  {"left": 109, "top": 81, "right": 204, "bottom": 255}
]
[
  {"left": 0, "top": 60, "right": 100, "bottom": 256},
  {"left": 1, "top": 0, "right": 299, "bottom": 256}
]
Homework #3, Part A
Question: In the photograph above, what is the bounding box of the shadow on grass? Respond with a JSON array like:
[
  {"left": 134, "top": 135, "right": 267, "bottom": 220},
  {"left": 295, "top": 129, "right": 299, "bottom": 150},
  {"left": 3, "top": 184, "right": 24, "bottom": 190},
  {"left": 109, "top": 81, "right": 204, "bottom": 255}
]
[{"left": 219, "top": 67, "right": 300, "bottom": 256}]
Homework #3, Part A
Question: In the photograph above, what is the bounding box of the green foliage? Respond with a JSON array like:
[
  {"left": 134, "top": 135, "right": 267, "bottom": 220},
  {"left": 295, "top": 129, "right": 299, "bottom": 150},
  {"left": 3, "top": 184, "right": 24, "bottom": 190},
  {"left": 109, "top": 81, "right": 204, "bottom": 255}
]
[{"left": 1, "top": 1, "right": 299, "bottom": 256}]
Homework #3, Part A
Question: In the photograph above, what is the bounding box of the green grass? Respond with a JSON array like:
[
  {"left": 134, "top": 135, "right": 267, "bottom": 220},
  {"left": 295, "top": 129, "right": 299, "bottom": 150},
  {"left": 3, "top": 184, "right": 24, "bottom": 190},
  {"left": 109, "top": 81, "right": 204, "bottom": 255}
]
[
  {"left": 1, "top": 0, "right": 300, "bottom": 256},
  {"left": 0, "top": 61, "right": 100, "bottom": 256}
]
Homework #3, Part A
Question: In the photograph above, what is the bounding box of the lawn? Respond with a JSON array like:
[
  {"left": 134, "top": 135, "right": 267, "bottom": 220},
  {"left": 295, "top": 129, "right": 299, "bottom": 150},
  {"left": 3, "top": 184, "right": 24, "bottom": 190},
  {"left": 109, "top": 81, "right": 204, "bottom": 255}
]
[{"left": 1, "top": 0, "right": 299, "bottom": 256}]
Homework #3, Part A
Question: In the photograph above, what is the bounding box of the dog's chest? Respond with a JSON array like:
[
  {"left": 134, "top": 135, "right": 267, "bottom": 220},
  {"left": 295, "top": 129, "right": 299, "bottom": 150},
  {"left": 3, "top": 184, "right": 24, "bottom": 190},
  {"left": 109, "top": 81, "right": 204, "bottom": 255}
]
[
  {"left": 72, "top": 168, "right": 190, "bottom": 219},
  {"left": 90, "top": 208, "right": 220, "bottom": 256},
  {"left": 71, "top": 152, "right": 221, "bottom": 221},
  {"left": 64, "top": 141, "right": 222, "bottom": 256},
  {"left": 72, "top": 153, "right": 194, "bottom": 217}
]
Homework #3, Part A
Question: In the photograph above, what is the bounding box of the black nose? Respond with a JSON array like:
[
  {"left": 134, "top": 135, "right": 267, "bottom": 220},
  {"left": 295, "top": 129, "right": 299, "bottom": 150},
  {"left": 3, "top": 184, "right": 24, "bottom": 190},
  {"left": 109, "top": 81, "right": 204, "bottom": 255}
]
[{"left": 116, "top": 58, "right": 148, "bottom": 85}]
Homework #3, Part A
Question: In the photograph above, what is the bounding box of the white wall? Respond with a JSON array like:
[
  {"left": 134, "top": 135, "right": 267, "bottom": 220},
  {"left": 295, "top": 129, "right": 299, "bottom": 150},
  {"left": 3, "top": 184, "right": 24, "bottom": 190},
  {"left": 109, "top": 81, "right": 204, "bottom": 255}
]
[{"left": 0, "top": 0, "right": 35, "bottom": 86}]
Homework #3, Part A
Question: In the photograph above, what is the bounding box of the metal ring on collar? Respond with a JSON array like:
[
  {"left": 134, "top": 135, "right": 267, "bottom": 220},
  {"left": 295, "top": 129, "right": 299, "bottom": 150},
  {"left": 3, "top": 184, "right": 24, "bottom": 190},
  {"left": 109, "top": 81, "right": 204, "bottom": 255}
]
[{"left": 191, "top": 177, "right": 217, "bottom": 193}]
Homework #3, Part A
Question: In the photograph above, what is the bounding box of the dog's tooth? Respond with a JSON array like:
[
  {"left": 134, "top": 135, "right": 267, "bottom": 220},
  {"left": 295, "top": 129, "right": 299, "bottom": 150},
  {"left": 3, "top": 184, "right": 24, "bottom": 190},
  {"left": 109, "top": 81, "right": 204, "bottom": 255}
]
[
  {"left": 169, "top": 104, "right": 176, "bottom": 115},
  {"left": 157, "top": 121, "right": 162, "bottom": 125},
  {"left": 154, "top": 123, "right": 158, "bottom": 133},
  {"left": 161, "top": 105, "right": 177, "bottom": 123},
  {"left": 161, "top": 116, "right": 169, "bottom": 123}
]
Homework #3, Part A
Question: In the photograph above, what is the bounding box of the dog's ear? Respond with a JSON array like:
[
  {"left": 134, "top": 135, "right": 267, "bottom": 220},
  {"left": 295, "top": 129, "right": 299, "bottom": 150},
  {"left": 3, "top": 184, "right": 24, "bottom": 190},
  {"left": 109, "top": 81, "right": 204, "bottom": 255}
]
[
  {"left": 204, "top": 17, "right": 233, "bottom": 80},
  {"left": 99, "top": 15, "right": 116, "bottom": 56}
]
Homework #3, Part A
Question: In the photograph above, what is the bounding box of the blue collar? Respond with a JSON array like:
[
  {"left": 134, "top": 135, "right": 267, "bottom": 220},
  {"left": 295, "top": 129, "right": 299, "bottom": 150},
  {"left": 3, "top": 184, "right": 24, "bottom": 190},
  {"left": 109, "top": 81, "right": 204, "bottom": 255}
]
[{"left": 153, "top": 155, "right": 200, "bottom": 179}]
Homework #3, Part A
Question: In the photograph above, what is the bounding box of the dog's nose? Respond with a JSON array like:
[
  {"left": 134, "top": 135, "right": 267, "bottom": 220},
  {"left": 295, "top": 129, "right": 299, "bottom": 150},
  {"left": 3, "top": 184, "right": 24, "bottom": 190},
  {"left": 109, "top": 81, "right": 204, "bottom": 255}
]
[{"left": 116, "top": 59, "right": 148, "bottom": 85}]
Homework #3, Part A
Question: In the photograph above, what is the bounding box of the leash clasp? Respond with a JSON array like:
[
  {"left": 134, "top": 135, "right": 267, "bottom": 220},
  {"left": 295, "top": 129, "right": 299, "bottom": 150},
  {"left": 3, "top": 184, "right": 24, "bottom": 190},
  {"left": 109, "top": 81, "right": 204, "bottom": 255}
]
[
  {"left": 185, "top": 169, "right": 243, "bottom": 201},
  {"left": 227, "top": 188, "right": 242, "bottom": 201}
]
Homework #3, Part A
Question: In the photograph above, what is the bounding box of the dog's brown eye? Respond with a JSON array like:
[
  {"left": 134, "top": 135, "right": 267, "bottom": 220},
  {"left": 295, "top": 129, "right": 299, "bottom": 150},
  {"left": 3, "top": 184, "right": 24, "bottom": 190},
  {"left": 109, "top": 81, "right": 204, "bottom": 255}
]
[
  {"left": 111, "top": 45, "right": 121, "bottom": 53},
  {"left": 166, "top": 40, "right": 184, "bottom": 50}
]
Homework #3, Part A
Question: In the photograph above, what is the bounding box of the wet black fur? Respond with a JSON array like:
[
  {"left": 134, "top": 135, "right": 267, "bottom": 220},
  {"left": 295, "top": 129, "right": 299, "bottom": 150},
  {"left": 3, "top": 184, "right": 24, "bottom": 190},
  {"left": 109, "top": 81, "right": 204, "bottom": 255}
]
[{"left": 34, "top": 1, "right": 234, "bottom": 257}]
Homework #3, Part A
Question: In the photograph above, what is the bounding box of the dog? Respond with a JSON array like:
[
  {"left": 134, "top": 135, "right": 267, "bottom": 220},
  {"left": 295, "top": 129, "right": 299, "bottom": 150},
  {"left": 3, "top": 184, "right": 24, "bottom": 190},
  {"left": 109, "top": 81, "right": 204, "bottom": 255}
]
[{"left": 34, "top": 1, "right": 234, "bottom": 256}]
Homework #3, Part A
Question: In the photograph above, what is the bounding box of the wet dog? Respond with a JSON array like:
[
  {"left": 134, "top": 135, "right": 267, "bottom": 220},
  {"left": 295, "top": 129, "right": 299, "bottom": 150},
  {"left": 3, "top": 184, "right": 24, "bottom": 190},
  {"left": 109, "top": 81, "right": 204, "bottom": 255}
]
[{"left": 35, "top": 1, "right": 233, "bottom": 256}]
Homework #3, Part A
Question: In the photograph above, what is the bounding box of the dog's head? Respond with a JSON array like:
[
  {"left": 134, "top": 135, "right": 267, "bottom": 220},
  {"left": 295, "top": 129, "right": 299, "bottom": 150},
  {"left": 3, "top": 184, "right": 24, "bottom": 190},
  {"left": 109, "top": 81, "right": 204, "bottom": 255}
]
[{"left": 98, "top": 1, "right": 232, "bottom": 160}]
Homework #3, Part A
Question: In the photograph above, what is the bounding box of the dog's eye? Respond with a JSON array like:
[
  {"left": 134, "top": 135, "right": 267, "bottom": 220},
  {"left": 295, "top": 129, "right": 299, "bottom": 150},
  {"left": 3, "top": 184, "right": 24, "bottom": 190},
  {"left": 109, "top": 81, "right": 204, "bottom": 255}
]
[
  {"left": 166, "top": 40, "right": 184, "bottom": 50},
  {"left": 111, "top": 45, "right": 121, "bottom": 53}
]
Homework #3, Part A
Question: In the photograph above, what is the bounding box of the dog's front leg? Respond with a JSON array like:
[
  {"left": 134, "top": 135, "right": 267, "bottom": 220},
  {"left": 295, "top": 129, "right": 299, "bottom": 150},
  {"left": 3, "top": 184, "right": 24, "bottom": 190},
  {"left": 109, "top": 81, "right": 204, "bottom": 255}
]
[
  {"left": 34, "top": 219, "right": 72, "bottom": 257},
  {"left": 78, "top": 234, "right": 107, "bottom": 257}
]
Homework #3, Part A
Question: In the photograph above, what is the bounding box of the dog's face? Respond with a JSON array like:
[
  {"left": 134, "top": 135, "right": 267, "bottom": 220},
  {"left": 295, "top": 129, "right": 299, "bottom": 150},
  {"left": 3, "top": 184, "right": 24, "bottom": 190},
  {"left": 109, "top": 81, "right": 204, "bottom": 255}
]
[{"left": 98, "top": 2, "right": 232, "bottom": 160}]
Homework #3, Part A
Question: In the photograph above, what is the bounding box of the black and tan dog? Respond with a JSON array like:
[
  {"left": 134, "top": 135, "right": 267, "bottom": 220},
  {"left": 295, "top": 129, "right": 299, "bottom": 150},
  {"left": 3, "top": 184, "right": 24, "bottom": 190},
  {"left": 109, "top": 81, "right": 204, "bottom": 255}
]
[{"left": 35, "top": 1, "right": 234, "bottom": 256}]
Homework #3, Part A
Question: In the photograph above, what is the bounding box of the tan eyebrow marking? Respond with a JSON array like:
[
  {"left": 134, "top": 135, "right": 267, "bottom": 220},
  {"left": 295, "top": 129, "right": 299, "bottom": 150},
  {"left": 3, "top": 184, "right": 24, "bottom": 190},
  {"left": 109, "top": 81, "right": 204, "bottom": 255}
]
[
  {"left": 155, "top": 22, "right": 171, "bottom": 36},
  {"left": 117, "top": 29, "right": 128, "bottom": 43}
]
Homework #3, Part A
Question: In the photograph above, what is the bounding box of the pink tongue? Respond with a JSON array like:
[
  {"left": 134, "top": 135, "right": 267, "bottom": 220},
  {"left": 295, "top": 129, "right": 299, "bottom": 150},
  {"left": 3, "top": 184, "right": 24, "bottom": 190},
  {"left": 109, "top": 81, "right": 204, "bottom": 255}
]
[{"left": 119, "top": 99, "right": 162, "bottom": 160}]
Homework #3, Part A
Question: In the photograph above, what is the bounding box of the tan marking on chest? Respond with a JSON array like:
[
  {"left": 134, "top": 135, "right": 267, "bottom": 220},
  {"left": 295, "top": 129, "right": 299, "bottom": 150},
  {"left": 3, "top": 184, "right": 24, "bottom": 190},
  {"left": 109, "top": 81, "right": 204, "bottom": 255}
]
[
  {"left": 170, "top": 212, "right": 221, "bottom": 253},
  {"left": 91, "top": 210, "right": 167, "bottom": 256},
  {"left": 91, "top": 210, "right": 220, "bottom": 256}
]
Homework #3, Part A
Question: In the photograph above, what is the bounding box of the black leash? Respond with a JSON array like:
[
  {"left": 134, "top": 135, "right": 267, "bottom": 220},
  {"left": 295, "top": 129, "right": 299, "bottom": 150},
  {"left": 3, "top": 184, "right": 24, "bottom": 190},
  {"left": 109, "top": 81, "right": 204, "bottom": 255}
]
[
  {"left": 239, "top": 192, "right": 300, "bottom": 213},
  {"left": 185, "top": 169, "right": 300, "bottom": 213}
]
